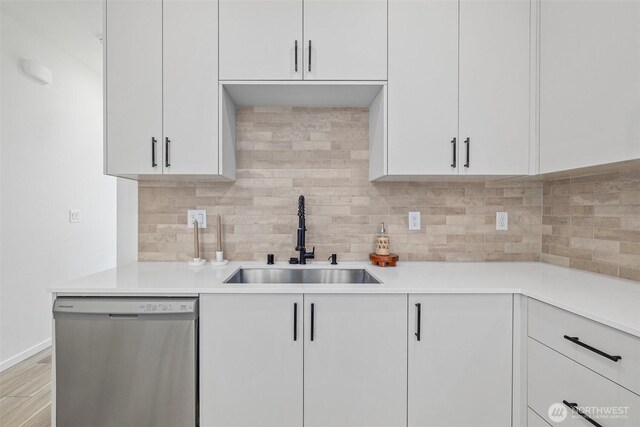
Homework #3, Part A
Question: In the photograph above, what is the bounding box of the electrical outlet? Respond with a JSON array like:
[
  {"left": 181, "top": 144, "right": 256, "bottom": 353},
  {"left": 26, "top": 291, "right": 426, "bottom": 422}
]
[
  {"left": 188, "top": 210, "right": 206, "bottom": 228},
  {"left": 496, "top": 212, "right": 508, "bottom": 231},
  {"left": 69, "top": 210, "right": 81, "bottom": 223},
  {"left": 409, "top": 211, "right": 421, "bottom": 230}
]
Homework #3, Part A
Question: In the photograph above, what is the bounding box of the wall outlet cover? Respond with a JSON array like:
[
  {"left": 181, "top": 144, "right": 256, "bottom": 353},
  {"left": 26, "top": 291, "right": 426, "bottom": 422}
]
[
  {"left": 188, "top": 210, "right": 206, "bottom": 228},
  {"left": 496, "top": 212, "right": 508, "bottom": 231},
  {"left": 409, "top": 211, "right": 421, "bottom": 231},
  {"left": 69, "top": 210, "right": 81, "bottom": 223}
]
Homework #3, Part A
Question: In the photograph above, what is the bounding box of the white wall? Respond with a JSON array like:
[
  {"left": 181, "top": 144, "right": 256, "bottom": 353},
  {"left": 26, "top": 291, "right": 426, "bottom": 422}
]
[
  {"left": 117, "top": 178, "right": 138, "bottom": 266},
  {"left": 0, "top": 7, "right": 118, "bottom": 369}
]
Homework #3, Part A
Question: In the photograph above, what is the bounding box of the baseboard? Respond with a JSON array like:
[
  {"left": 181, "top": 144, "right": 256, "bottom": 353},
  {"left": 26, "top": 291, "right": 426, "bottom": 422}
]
[{"left": 0, "top": 338, "right": 52, "bottom": 372}]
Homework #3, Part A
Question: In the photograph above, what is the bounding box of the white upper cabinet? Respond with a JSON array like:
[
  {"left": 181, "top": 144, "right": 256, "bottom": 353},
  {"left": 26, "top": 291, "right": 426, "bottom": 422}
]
[
  {"left": 303, "top": 0, "right": 387, "bottom": 80},
  {"left": 379, "top": 0, "right": 531, "bottom": 179},
  {"left": 106, "top": 0, "right": 163, "bottom": 176},
  {"left": 219, "top": 0, "right": 387, "bottom": 81},
  {"left": 304, "top": 294, "right": 407, "bottom": 427},
  {"left": 105, "top": 0, "right": 232, "bottom": 178},
  {"left": 219, "top": 0, "right": 303, "bottom": 80},
  {"left": 163, "top": 0, "right": 219, "bottom": 174},
  {"left": 539, "top": 0, "right": 640, "bottom": 173},
  {"left": 458, "top": 0, "right": 531, "bottom": 175},
  {"left": 387, "top": 0, "right": 458, "bottom": 175},
  {"left": 408, "top": 294, "right": 513, "bottom": 427}
]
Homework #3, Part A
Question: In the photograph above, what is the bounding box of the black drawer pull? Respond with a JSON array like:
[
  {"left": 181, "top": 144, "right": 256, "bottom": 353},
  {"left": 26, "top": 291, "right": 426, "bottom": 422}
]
[
  {"left": 415, "top": 303, "right": 421, "bottom": 341},
  {"left": 563, "top": 401, "right": 604, "bottom": 427},
  {"left": 293, "top": 303, "right": 298, "bottom": 341},
  {"left": 310, "top": 303, "right": 315, "bottom": 341},
  {"left": 151, "top": 137, "right": 157, "bottom": 167},
  {"left": 165, "top": 137, "right": 171, "bottom": 168},
  {"left": 308, "top": 40, "right": 312, "bottom": 72},
  {"left": 450, "top": 138, "right": 456, "bottom": 168},
  {"left": 294, "top": 40, "right": 298, "bottom": 72},
  {"left": 464, "top": 137, "right": 470, "bottom": 168},
  {"left": 563, "top": 335, "right": 622, "bottom": 362}
]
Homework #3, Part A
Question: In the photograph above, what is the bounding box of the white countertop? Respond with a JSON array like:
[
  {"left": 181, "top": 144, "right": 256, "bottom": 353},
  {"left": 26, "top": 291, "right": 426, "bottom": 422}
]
[{"left": 49, "top": 261, "right": 640, "bottom": 338}]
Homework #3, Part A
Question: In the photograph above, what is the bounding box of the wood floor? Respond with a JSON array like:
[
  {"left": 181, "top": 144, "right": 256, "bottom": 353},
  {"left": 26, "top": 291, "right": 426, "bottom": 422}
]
[{"left": 0, "top": 348, "right": 52, "bottom": 427}]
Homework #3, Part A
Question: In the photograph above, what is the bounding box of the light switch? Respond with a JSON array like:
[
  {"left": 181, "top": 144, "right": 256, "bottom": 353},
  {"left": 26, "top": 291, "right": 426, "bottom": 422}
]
[{"left": 188, "top": 210, "right": 206, "bottom": 228}]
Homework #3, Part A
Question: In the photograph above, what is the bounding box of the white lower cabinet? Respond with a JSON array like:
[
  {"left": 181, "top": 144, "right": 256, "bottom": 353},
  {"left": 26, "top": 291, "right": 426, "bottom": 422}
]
[
  {"left": 303, "top": 294, "right": 407, "bottom": 427},
  {"left": 200, "top": 293, "right": 406, "bottom": 427},
  {"left": 200, "top": 294, "right": 303, "bottom": 427},
  {"left": 201, "top": 293, "right": 516, "bottom": 427},
  {"left": 528, "top": 408, "right": 552, "bottom": 427},
  {"left": 528, "top": 337, "right": 640, "bottom": 426},
  {"left": 408, "top": 294, "right": 513, "bottom": 427}
]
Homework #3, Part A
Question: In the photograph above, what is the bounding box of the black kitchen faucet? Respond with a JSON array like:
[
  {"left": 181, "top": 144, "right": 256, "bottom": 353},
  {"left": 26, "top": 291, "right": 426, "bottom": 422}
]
[{"left": 290, "top": 195, "right": 315, "bottom": 264}]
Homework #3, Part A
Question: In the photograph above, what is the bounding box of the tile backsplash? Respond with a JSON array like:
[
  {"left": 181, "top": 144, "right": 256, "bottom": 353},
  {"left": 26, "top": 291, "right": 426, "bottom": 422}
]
[
  {"left": 542, "top": 166, "right": 640, "bottom": 282},
  {"left": 139, "top": 107, "right": 542, "bottom": 263},
  {"left": 138, "top": 106, "right": 639, "bottom": 282}
]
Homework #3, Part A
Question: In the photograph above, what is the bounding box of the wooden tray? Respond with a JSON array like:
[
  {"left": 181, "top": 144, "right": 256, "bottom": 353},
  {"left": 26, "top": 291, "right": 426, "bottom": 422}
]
[{"left": 369, "top": 253, "right": 399, "bottom": 267}]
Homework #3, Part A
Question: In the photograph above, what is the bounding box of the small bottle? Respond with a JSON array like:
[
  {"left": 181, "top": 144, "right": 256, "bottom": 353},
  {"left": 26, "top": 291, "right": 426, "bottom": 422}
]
[{"left": 375, "top": 222, "right": 390, "bottom": 256}]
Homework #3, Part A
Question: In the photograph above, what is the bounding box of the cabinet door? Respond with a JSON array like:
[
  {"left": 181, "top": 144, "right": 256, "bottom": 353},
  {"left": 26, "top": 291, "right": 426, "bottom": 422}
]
[
  {"left": 304, "top": 0, "right": 387, "bottom": 80},
  {"left": 304, "top": 294, "right": 407, "bottom": 427},
  {"left": 459, "top": 0, "right": 530, "bottom": 175},
  {"left": 219, "top": 0, "right": 302, "bottom": 80},
  {"left": 200, "top": 294, "right": 303, "bottom": 427},
  {"left": 105, "top": 0, "right": 162, "bottom": 175},
  {"left": 388, "top": 0, "right": 458, "bottom": 175},
  {"left": 408, "top": 294, "right": 513, "bottom": 427},
  {"left": 163, "top": 0, "right": 219, "bottom": 174},
  {"left": 539, "top": 0, "right": 640, "bottom": 173}
]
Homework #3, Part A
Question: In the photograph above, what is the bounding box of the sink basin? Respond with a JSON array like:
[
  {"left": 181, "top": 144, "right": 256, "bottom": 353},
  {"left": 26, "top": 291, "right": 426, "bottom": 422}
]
[{"left": 224, "top": 268, "right": 381, "bottom": 284}]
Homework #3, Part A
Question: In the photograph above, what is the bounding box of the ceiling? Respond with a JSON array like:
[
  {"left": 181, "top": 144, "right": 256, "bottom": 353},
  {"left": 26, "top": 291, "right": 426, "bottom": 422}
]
[{"left": 1, "top": 0, "right": 104, "bottom": 74}]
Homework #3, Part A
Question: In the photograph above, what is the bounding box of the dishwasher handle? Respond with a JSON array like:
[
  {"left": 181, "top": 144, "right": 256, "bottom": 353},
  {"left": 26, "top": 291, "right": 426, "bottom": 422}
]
[{"left": 109, "top": 314, "right": 139, "bottom": 320}]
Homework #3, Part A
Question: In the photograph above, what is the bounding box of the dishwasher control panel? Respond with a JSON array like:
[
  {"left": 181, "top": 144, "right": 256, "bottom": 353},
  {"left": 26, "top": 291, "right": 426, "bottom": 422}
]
[
  {"left": 139, "top": 302, "right": 195, "bottom": 313},
  {"left": 53, "top": 297, "right": 198, "bottom": 315}
]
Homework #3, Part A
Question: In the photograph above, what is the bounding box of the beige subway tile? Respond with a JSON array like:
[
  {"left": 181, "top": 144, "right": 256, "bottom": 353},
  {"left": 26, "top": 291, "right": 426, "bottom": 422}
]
[
  {"left": 548, "top": 245, "right": 592, "bottom": 261},
  {"left": 569, "top": 259, "right": 619, "bottom": 276},
  {"left": 619, "top": 267, "right": 640, "bottom": 282},
  {"left": 594, "top": 228, "right": 640, "bottom": 242},
  {"left": 620, "top": 242, "right": 640, "bottom": 255}
]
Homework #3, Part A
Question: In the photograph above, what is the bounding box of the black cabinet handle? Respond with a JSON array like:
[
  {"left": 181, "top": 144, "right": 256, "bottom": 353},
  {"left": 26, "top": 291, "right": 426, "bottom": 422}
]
[
  {"left": 563, "top": 401, "right": 603, "bottom": 427},
  {"left": 415, "top": 303, "right": 421, "bottom": 341},
  {"left": 295, "top": 40, "right": 298, "bottom": 72},
  {"left": 450, "top": 137, "right": 457, "bottom": 168},
  {"left": 464, "top": 137, "right": 470, "bottom": 168},
  {"left": 310, "top": 303, "right": 315, "bottom": 341},
  {"left": 293, "top": 303, "right": 298, "bottom": 341},
  {"left": 165, "top": 137, "right": 170, "bottom": 168},
  {"left": 308, "top": 40, "right": 312, "bottom": 72},
  {"left": 563, "top": 335, "right": 622, "bottom": 362},
  {"left": 151, "top": 137, "right": 157, "bottom": 167}
]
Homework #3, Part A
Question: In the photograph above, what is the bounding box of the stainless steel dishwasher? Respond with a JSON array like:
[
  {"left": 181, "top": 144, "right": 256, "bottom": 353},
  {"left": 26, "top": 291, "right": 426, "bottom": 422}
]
[{"left": 53, "top": 297, "right": 198, "bottom": 427}]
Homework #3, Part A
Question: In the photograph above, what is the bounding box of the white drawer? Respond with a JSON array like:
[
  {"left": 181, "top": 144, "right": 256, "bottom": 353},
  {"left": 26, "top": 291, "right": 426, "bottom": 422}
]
[
  {"left": 529, "top": 338, "right": 640, "bottom": 427},
  {"left": 529, "top": 298, "right": 640, "bottom": 395},
  {"left": 528, "top": 408, "right": 551, "bottom": 427}
]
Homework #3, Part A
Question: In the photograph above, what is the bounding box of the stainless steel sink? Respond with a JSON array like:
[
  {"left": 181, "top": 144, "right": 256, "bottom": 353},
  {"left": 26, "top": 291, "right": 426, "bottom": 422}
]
[{"left": 224, "top": 268, "right": 381, "bottom": 284}]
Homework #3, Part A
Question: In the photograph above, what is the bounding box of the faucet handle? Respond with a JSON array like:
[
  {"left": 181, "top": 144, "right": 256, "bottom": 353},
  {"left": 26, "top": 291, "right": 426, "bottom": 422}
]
[{"left": 305, "top": 247, "right": 315, "bottom": 260}]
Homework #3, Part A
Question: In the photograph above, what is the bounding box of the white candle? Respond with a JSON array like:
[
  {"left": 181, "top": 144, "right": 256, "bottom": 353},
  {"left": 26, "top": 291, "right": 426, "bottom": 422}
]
[{"left": 216, "top": 214, "right": 222, "bottom": 252}]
